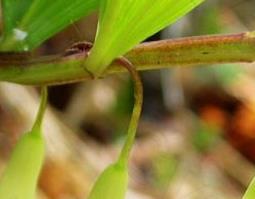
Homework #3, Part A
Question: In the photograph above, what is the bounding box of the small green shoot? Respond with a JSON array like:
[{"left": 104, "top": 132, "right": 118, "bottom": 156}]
[{"left": 88, "top": 162, "right": 128, "bottom": 199}]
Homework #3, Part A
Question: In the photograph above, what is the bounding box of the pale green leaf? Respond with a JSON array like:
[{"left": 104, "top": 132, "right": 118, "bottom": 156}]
[{"left": 85, "top": 0, "right": 204, "bottom": 75}]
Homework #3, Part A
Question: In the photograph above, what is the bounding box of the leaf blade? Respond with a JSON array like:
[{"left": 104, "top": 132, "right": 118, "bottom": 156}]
[
  {"left": 1, "top": 0, "right": 34, "bottom": 35},
  {"left": 0, "top": 0, "right": 99, "bottom": 51},
  {"left": 85, "top": 0, "right": 204, "bottom": 75}
]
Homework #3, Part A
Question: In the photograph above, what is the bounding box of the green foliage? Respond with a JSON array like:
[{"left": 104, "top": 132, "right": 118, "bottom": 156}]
[
  {"left": 212, "top": 64, "right": 243, "bottom": 85},
  {"left": 88, "top": 162, "right": 128, "bottom": 199},
  {"left": 192, "top": 121, "right": 220, "bottom": 152},
  {"left": 1, "top": 0, "right": 34, "bottom": 35},
  {"left": 151, "top": 153, "right": 178, "bottom": 189},
  {"left": 0, "top": 87, "right": 47, "bottom": 199},
  {"left": 193, "top": 3, "right": 221, "bottom": 35},
  {"left": 113, "top": 78, "right": 134, "bottom": 117},
  {"left": 0, "top": 0, "right": 99, "bottom": 51},
  {"left": 85, "top": 0, "right": 204, "bottom": 75},
  {"left": 243, "top": 177, "right": 255, "bottom": 199}
]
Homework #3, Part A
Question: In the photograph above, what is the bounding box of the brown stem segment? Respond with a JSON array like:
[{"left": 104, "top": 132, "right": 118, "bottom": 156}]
[
  {"left": 126, "top": 32, "right": 255, "bottom": 67},
  {"left": 0, "top": 32, "right": 254, "bottom": 85}
]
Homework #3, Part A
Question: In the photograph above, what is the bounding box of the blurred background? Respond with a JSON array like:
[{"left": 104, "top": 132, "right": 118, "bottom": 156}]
[{"left": 1, "top": 0, "right": 255, "bottom": 198}]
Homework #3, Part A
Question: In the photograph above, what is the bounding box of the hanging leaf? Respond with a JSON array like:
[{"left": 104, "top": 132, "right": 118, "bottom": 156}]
[
  {"left": 85, "top": 0, "right": 204, "bottom": 76},
  {"left": 0, "top": 0, "right": 99, "bottom": 51},
  {"left": 88, "top": 162, "right": 128, "bottom": 199},
  {"left": 0, "top": 87, "right": 48, "bottom": 199}
]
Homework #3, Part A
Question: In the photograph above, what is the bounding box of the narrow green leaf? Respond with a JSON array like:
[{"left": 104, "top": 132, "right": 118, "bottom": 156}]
[
  {"left": 85, "top": 0, "right": 204, "bottom": 76},
  {"left": 0, "top": 0, "right": 99, "bottom": 51},
  {"left": 243, "top": 177, "right": 255, "bottom": 199},
  {"left": 1, "top": 0, "right": 33, "bottom": 35},
  {"left": 88, "top": 162, "right": 128, "bottom": 199},
  {"left": 0, "top": 87, "right": 48, "bottom": 199}
]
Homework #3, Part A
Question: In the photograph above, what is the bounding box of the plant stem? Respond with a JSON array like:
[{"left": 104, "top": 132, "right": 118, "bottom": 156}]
[
  {"left": 31, "top": 86, "right": 48, "bottom": 133},
  {"left": 117, "top": 58, "right": 143, "bottom": 166},
  {"left": 0, "top": 31, "right": 255, "bottom": 85}
]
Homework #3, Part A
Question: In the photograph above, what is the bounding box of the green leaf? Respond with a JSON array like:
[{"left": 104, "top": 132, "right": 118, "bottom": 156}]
[
  {"left": 1, "top": 0, "right": 34, "bottom": 35},
  {"left": 85, "top": 0, "right": 204, "bottom": 75},
  {"left": 0, "top": 0, "right": 99, "bottom": 51},
  {"left": 0, "top": 87, "right": 48, "bottom": 199},
  {"left": 243, "top": 177, "right": 255, "bottom": 199},
  {"left": 88, "top": 162, "right": 128, "bottom": 199}
]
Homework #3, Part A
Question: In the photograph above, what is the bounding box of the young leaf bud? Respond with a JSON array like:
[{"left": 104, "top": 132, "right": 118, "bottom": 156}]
[{"left": 88, "top": 162, "right": 128, "bottom": 199}]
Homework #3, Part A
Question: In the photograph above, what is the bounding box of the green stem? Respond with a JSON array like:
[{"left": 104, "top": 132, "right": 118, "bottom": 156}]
[
  {"left": 117, "top": 58, "right": 143, "bottom": 166},
  {"left": 0, "top": 32, "right": 255, "bottom": 85},
  {"left": 31, "top": 86, "right": 48, "bottom": 133}
]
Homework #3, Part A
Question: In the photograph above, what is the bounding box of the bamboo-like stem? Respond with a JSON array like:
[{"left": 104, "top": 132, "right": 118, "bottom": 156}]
[{"left": 0, "top": 31, "right": 254, "bottom": 85}]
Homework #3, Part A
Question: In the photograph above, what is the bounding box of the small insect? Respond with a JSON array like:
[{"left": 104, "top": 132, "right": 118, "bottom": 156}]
[{"left": 63, "top": 41, "right": 93, "bottom": 56}]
